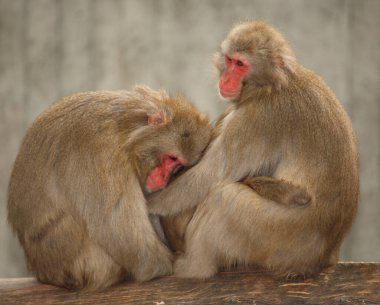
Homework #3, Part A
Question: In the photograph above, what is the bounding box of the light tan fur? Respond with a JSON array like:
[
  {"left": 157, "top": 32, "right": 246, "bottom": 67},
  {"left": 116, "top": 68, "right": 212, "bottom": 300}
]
[
  {"left": 7, "top": 86, "right": 212, "bottom": 290},
  {"left": 149, "top": 21, "right": 359, "bottom": 278}
]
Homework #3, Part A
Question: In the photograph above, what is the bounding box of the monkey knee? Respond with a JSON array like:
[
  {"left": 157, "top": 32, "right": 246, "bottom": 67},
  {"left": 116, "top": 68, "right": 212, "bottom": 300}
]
[
  {"left": 45, "top": 244, "right": 126, "bottom": 290},
  {"left": 35, "top": 266, "right": 87, "bottom": 291},
  {"left": 82, "top": 263, "right": 125, "bottom": 290},
  {"left": 78, "top": 246, "right": 126, "bottom": 290}
]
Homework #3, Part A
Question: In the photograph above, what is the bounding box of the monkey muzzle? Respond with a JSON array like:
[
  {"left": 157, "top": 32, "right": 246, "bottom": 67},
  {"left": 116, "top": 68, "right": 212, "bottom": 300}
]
[{"left": 145, "top": 152, "right": 187, "bottom": 193}]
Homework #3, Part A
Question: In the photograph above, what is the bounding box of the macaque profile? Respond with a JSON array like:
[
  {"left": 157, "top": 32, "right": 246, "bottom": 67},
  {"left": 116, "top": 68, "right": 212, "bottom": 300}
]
[
  {"left": 7, "top": 86, "right": 212, "bottom": 290},
  {"left": 150, "top": 21, "right": 359, "bottom": 278}
]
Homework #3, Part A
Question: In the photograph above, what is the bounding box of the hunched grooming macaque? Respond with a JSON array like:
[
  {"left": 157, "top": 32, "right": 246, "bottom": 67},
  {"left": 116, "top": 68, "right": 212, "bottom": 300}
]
[
  {"left": 149, "top": 21, "right": 359, "bottom": 278},
  {"left": 7, "top": 86, "right": 212, "bottom": 290}
]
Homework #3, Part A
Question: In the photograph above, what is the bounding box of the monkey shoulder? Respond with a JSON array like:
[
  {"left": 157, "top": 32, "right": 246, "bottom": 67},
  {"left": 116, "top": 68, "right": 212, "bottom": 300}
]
[{"left": 291, "top": 67, "right": 337, "bottom": 105}]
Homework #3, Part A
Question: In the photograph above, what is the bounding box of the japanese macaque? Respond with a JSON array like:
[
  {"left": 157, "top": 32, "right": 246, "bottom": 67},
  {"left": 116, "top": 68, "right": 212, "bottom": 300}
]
[
  {"left": 7, "top": 86, "right": 212, "bottom": 290},
  {"left": 149, "top": 21, "right": 359, "bottom": 278}
]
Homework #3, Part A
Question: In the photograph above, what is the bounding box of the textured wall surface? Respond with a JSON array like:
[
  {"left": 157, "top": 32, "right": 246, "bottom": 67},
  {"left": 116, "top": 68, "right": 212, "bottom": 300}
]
[{"left": 0, "top": 0, "right": 379, "bottom": 277}]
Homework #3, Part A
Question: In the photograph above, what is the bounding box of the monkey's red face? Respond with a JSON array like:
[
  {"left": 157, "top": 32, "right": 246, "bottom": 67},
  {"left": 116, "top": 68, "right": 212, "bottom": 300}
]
[
  {"left": 219, "top": 54, "right": 250, "bottom": 99},
  {"left": 145, "top": 152, "right": 188, "bottom": 193}
]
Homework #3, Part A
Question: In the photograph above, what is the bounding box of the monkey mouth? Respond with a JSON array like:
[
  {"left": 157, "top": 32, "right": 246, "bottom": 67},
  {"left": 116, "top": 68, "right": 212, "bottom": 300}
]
[
  {"left": 220, "top": 89, "right": 237, "bottom": 98},
  {"left": 219, "top": 88, "right": 240, "bottom": 100},
  {"left": 145, "top": 152, "right": 187, "bottom": 193}
]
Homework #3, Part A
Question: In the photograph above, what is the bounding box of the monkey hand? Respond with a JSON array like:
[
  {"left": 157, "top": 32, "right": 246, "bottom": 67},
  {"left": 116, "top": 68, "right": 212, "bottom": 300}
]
[{"left": 244, "top": 176, "right": 311, "bottom": 207}]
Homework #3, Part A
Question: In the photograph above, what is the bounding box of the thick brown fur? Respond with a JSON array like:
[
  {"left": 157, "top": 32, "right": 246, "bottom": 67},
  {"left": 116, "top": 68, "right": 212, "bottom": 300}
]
[
  {"left": 149, "top": 21, "right": 359, "bottom": 278},
  {"left": 244, "top": 176, "right": 311, "bottom": 206},
  {"left": 7, "top": 86, "right": 212, "bottom": 290}
]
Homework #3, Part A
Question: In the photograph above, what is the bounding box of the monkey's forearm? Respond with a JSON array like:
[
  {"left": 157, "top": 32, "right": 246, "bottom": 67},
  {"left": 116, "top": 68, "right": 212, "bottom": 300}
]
[
  {"left": 89, "top": 194, "right": 172, "bottom": 273},
  {"left": 243, "top": 176, "right": 311, "bottom": 206},
  {"left": 84, "top": 171, "right": 168, "bottom": 266},
  {"left": 147, "top": 160, "right": 218, "bottom": 216}
]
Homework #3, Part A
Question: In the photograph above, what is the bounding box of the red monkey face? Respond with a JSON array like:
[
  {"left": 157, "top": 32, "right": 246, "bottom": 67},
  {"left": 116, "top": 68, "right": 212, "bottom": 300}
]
[
  {"left": 144, "top": 111, "right": 189, "bottom": 193},
  {"left": 145, "top": 152, "right": 188, "bottom": 193},
  {"left": 219, "top": 53, "right": 250, "bottom": 99}
]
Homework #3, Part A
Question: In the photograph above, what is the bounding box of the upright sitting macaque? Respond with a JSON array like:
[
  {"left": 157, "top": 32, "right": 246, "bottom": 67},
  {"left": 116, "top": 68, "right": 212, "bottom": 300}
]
[{"left": 149, "top": 21, "right": 359, "bottom": 279}]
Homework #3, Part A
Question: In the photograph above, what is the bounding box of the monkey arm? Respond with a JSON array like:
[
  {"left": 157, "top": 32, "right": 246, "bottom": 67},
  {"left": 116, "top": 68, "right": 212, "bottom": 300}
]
[
  {"left": 148, "top": 106, "right": 277, "bottom": 216},
  {"left": 147, "top": 147, "right": 224, "bottom": 216},
  {"left": 211, "top": 105, "right": 235, "bottom": 140},
  {"left": 243, "top": 176, "right": 311, "bottom": 206},
  {"left": 82, "top": 168, "right": 173, "bottom": 278}
]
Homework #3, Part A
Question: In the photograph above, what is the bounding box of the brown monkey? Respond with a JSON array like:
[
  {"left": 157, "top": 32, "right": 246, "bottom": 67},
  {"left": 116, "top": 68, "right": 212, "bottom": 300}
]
[
  {"left": 7, "top": 86, "right": 212, "bottom": 290},
  {"left": 149, "top": 21, "right": 359, "bottom": 278}
]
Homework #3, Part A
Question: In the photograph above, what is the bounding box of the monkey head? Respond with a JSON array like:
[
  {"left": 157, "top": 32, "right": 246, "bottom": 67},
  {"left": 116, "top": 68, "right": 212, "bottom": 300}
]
[
  {"left": 215, "top": 21, "right": 296, "bottom": 100},
  {"left": 122, "top": 87, "right": 212, "bottom": 194}
]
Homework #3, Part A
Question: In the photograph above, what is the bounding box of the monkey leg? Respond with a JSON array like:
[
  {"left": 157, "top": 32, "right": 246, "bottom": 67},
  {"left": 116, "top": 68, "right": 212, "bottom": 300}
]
[
  {"left": 126, "top": 216, "right": 174, "bottom": 282},
  {"left": 175, "top": 182, "right": 323, "bottom": 279},
  {"left": 173, "top": 183, "right": 238, "bottom": 279},
  {"left": 86, "top": 192, "right": 174, "bottom": 283},
  {"left": 243, "top": 176, "right": 311, "bottom": 206},
  {"left": 29, "top": 193, "right": 172, "bottom": 289},
  {"left": 57, "top": 242, "right": 126, "bottom": 291},
  {"left": 28, "top": 212, "right": 125, "bottom": 291},
  {"left": 129, "top": 234, "right": 173, "bottom": 283}
]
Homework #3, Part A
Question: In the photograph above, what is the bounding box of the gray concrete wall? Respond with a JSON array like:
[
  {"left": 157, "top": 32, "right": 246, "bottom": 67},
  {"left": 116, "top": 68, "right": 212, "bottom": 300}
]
[{"left": 0, "top": 0, "right": 379, "bottom": 277}]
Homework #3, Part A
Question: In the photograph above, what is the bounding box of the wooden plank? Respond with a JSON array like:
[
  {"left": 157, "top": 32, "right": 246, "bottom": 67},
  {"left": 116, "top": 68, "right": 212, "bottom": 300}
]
[{"left": 0, "top": 263, "right": 379, "bottom": 305}]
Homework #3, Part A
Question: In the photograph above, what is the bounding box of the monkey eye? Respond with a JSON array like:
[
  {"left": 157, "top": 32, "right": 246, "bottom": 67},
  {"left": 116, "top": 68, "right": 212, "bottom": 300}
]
[
  {"left": 225, "top": 55, "right": 232, "bottom": 62},
  {"left": 236, "top": 60, "right": 244, "bottom": 67}
]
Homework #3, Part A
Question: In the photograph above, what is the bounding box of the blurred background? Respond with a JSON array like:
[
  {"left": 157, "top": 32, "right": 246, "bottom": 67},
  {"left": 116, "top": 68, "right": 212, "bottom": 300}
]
[{"left": 1, "top": 0, "right": 379, "bottom": 277}]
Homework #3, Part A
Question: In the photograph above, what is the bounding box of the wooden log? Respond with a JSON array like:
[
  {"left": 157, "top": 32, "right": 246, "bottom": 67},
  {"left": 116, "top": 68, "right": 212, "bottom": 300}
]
[{"left": 0, "top": 263, "right": 379, "bottom": 305}]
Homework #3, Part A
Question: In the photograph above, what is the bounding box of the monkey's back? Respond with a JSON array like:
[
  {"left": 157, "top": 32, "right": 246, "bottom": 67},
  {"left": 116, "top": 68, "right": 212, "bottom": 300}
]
[
  {"left": 279, "top": 66, "right": 358, "bottom": 205},
  {"left": 7, "top": 92, "right": 127, "bottom": 248},
  {"left": 9, "top": 93, "right": 123, "bottom": 197},
  {"left": 8, "top": 87, "right": 211, "bottom": 233},
  {"left": 272, "top": 66, "right": 359, "bottom": 259}
]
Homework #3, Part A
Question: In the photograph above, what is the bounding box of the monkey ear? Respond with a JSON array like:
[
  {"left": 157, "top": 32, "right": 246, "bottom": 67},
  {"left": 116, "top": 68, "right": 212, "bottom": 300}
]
[
  {"left": 148, "top": 110, "right": 169, "bottom": 126},
  {"left": 274, "top": 53, "right": 295, "bottom": 72},
  {"left": 274, "top": 54, "right": 285, "bottom": 68}
]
